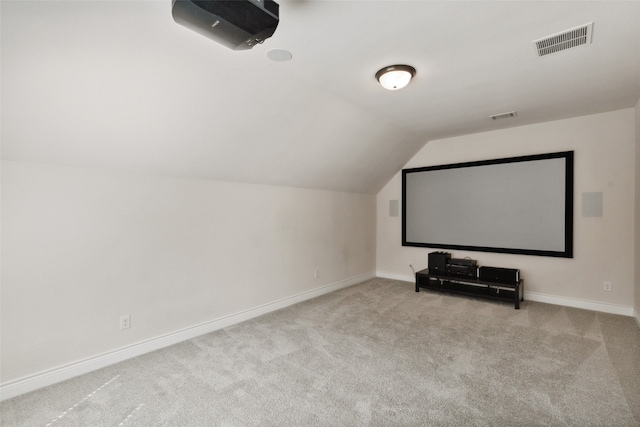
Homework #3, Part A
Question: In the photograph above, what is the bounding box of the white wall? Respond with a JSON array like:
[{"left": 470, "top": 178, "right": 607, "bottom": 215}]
[
  {"left": 377, "top": 109, "right": 636, "bottom": 314},
  {"left": 1, "top": 161, "right": 376, "bottom": 386},
  {"left": 635, "top": 99, "right": 640, "bottom": 324}
]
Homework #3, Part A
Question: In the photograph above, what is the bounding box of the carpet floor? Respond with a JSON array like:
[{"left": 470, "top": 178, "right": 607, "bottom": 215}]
[{"left": 2, "top": 278, "right": 640, "bottom": 426}]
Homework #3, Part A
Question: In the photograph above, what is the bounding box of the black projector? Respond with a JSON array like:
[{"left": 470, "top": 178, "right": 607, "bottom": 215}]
[{"left": 172, "top": 0, "right": 279, "bottom": 50}]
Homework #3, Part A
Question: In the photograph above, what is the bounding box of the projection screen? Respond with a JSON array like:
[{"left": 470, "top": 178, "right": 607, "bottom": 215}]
[{"left": 402, "top": 151, "right": 573, "bottom": 257}]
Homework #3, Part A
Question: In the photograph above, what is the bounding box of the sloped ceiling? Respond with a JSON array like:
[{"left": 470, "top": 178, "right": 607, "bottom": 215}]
[{"left": 2, "top": 1, "right": 640, "bottom": 194}]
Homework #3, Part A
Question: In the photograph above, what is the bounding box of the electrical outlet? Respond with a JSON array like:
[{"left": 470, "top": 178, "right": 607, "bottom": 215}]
[
  {"left": 603, "top": 281, "right": 612, "bottom": 292},
  {"left": 120, "top": 314, "right": 131, "bottom": 330},
  {"left": 314, "top": 269, "right": 320, "bottom": 279}
]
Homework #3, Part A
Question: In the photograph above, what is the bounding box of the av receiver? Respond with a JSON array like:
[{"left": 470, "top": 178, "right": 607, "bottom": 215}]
[
  {"left": 449, "top": 257, "right": 477, "bottom": 267},
  {"left": 445, "top": 264, "right": 477, "bottom": 278}
]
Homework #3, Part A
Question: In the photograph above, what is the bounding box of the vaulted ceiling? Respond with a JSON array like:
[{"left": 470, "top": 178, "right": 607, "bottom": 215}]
[{"left": 2, "top": 1, "right": 640, "bottom": 193}]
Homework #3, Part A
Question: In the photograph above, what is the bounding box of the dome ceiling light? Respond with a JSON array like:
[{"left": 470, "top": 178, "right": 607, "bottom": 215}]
[{"left": 375, "top": 65, "right": 416, "bottom": 90}]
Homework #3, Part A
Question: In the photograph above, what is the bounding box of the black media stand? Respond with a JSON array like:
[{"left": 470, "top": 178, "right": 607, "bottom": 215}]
[{"left": 415, "top": 269, "right": 524, "bottom": 309}]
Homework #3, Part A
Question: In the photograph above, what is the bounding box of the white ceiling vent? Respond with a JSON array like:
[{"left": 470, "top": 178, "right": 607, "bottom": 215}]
[
  {"left": 490, "top": 111, "right": 517, "bottom": 120},
  {"left": 533, "top": 22, "right": 593, "bottom": 57}
]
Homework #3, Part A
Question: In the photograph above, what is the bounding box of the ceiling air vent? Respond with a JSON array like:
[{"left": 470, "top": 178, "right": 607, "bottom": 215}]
[
  {"left": 533, "top": 23, "right": 593, "bottom": 57},
  {"left": 490, "top": 111, "right": 517, "bottom": 120}
]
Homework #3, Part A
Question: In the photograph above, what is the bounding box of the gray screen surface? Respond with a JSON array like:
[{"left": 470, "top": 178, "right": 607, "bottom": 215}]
[{"left": 403, "top": 153, "right": 572, "bottom": 257}]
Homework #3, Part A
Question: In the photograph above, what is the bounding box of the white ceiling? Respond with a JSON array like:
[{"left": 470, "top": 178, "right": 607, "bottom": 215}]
[{"left": 2, "top": 0, "right": 640, "bottom": 193}]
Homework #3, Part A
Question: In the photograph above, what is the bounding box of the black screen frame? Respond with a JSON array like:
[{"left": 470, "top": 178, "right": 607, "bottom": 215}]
[{"left": 402, "top": 151, "right": 574, "bottom": 258}]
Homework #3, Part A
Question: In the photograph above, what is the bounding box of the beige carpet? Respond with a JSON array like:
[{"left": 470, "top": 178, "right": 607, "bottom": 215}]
[{"left": 2, "top": 278, "right": 640, "bottom": 426}]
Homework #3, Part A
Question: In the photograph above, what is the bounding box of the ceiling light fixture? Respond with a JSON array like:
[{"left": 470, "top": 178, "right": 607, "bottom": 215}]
[{"left": 375, "top": 65, "right": 416, "bottom": 90}]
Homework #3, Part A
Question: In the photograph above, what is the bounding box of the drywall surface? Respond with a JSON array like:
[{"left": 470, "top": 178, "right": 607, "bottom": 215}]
[
  {"left": 635, "top": 98, "right": 640, "bottom": 323},
  {"left": 1, "top": 162, "right": 376, "bottom": 382},
  {"left": 377, "top": 109, "right": 635, "bottom": 309}
]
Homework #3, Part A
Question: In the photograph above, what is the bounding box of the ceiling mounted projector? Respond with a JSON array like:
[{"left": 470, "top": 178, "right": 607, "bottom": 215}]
[{"left": 172, "top": 0, "right": 279, "bottom": 50}]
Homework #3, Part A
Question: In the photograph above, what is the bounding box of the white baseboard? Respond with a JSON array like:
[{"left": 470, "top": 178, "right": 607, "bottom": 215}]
[
  {"left": 0, "top": 272, "right": 375, "bottom": 402},
  {"left": 376, "top": 271, "right": 415, "bottom": 283},
  {"left": 524, "top": 291, "right": 634, "bottom": 316},
  {"left": 377, "top": 271, "right": 634, "bottom": 317}
]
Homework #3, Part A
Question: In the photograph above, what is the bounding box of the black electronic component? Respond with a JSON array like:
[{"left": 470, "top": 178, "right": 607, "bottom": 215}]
[
  {"left": 478, "top": 266, "right": 520, "bottom": 284},
  {"left": 449, "top": 257, "right": 477, "bottom": 267},
  {"left": 445, "top": 264, "right": 477, "bottom": 278},
  {"left": 172, "top": 0, "right": 279, "bottom": 50},
  {"left": 428, "top": 251, "right": 450, "bottom": 274}
]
